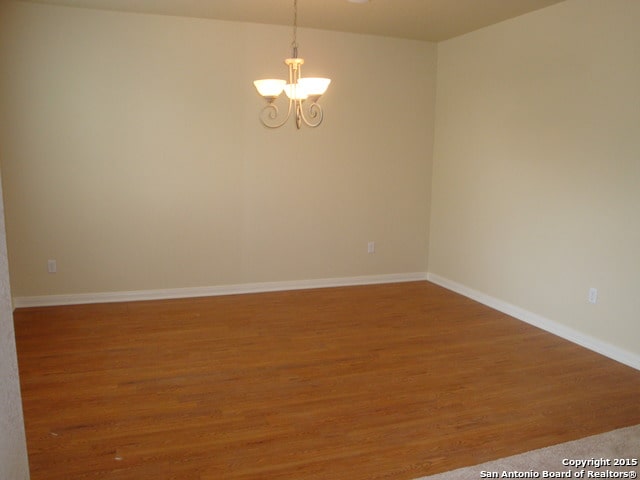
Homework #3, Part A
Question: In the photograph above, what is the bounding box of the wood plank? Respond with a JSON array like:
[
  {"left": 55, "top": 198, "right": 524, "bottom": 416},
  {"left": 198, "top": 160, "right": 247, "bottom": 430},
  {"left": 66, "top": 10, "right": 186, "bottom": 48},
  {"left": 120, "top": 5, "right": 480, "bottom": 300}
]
[{"left": 13, "top": 281, "right": 640, "bottom": 480}]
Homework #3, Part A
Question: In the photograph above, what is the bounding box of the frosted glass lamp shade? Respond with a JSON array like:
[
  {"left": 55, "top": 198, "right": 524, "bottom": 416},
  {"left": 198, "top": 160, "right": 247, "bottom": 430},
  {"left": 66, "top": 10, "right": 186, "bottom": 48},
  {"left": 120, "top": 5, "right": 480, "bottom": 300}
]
[
  {"left": 284, "top": 83, "right": 309, "bottom": 100},
  {"left": 298, "top": 77, "right": 331, "bottom": 96},
  {"left": 254, "top": 79, "right": 286, "bottom": 98}
]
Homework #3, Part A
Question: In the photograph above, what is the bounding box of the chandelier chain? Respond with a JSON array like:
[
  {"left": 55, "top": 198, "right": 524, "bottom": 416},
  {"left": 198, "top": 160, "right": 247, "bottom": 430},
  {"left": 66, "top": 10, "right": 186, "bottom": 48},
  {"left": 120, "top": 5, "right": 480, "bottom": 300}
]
[{"left": 291, "top": 0, "right": 299, "bottom": 56}]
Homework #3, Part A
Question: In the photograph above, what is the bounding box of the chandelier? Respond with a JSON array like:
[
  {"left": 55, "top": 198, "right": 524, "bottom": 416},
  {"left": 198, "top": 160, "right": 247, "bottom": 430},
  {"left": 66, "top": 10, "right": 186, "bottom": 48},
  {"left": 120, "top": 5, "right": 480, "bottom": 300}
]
[{"left": 253, "top": 0, "right": 331, "bottom": 129}]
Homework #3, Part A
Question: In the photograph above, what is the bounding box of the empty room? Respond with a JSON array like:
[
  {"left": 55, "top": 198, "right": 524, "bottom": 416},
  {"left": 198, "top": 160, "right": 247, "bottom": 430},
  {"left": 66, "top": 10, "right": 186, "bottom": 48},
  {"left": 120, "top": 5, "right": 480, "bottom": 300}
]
[{"left": 1, "top": 0, "right": 639, "bottom": 479}]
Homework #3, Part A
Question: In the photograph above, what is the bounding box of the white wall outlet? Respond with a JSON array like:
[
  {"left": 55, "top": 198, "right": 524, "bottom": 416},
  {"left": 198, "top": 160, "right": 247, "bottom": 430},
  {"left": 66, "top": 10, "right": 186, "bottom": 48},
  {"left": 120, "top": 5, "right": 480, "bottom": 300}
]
[
  {"left": 367, "top": 241, "right": 375, "bottom": 254},
  {"left": 588, "top": 287, "right": 598, "bottom": 304},
  {"left": 47, "top": 259, "right": 57, "bottom": 274}
]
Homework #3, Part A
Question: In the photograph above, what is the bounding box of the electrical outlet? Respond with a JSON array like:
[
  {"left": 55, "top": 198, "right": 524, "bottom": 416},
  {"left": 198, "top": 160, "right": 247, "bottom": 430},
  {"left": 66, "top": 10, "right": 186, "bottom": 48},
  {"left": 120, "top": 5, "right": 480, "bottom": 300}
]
[
  {"left": 367, "top": 241, "right": 375, "bottom": 254},
  {"left": 588, "top": 287, "right": 598, "bottom": 304},
  {"left": 47, "top": 259, "right": 57, "bottom": 274}
]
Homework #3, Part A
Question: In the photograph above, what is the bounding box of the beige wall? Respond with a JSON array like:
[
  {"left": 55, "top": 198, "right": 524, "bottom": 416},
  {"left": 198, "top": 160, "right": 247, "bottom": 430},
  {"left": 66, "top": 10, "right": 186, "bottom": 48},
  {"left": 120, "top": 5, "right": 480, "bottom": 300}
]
[
  {"left": 430, "top": 0, "right": 640, "bottom": 356},
  {"left": 0, "top": 2, "right": 436, "bottom": 297}
]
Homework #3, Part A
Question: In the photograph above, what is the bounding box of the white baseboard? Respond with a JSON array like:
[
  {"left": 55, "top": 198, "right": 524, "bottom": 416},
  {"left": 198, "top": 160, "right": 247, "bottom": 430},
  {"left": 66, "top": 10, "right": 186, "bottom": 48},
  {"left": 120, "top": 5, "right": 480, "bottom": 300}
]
[
  {"left": 12, "top": 272, "right": 428, "bottom": 309},
  {"left": 427, "top": 272, "right": 640, "bottom": 371}
]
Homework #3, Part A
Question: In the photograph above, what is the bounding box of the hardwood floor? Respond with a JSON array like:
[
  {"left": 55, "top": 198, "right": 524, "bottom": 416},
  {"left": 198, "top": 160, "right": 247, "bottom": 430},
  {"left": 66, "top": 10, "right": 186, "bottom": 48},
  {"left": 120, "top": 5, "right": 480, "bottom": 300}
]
[{"left": 14, "top": 281, "right": 640, "bottom": 480}]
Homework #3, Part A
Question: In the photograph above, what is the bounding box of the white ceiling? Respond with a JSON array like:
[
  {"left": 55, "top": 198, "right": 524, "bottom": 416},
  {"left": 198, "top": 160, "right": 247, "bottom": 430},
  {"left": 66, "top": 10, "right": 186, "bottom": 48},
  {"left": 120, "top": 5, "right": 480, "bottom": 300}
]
[{"left": 18, "top": 0, "right": 566, "bottom": 42}]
